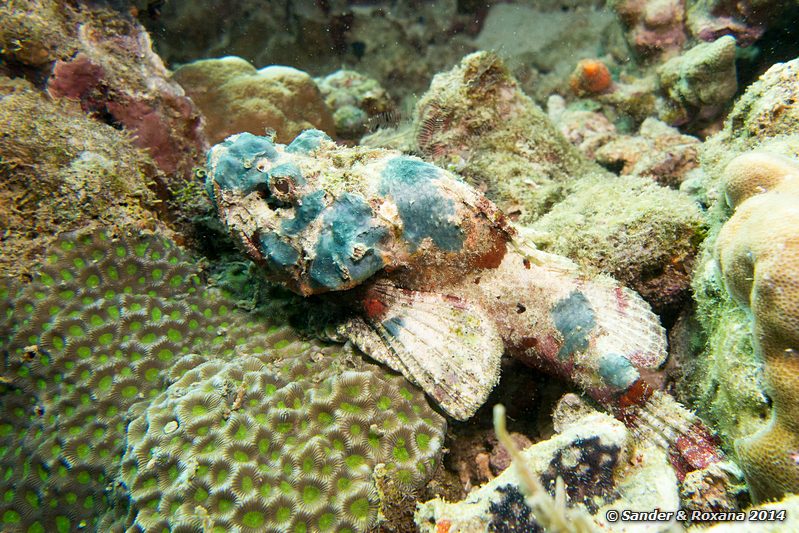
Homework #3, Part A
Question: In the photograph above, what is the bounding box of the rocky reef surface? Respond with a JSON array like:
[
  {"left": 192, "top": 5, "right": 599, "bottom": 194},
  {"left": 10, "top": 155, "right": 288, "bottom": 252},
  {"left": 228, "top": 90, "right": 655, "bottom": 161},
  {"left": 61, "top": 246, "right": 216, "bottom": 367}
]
[{"left": 2, "top": 0, "right": 799, "bottom": 531}]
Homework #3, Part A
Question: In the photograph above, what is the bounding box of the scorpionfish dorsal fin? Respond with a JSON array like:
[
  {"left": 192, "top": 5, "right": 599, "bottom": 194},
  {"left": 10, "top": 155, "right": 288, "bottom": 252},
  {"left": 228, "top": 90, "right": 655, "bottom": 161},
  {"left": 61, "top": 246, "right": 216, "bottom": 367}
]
[{"left": 341, "top": 279, "right": 504, "bottom": 421}]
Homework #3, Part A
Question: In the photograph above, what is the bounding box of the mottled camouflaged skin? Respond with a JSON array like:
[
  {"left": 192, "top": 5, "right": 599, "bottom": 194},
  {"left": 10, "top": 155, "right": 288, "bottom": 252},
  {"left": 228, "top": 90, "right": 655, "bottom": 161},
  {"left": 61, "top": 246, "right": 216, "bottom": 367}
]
[{"left": 207, "top": 130, "right": 666, "bottom": 410}]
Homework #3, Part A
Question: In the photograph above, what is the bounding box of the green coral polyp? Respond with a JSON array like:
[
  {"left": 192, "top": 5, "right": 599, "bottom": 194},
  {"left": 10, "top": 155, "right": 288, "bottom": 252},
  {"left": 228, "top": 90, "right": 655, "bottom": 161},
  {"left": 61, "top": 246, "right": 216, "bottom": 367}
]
[{"left": 1, "top": 229, "right": 445, "bottom": 532}]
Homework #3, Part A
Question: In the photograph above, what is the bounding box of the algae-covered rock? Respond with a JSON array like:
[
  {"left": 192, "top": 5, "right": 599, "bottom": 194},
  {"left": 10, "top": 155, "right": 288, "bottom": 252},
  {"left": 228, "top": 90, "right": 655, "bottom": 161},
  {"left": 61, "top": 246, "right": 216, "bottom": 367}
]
[
  {"left": 0, "top": 0, "right": 207, "bottom": 181},
  {"left": 530, "top": 173, "right": 705, "bottom": 319},
  {"left": 0, "top": 0, "right": 75, "bottom": 66},
  {"left": 414, "top": 51, "right": 606, "bottom": 223},
  {"left": 657, "top": 35, "right": 738, "bottom": 126},
  {"left": 0, "top": 77, "right": 161, "bottom": 280},
  {"left": 594, "top": 117, "right": 702, "bottom": 188},
  {"left": 173, "top": 56, "right": 335, "bottom": 145}
]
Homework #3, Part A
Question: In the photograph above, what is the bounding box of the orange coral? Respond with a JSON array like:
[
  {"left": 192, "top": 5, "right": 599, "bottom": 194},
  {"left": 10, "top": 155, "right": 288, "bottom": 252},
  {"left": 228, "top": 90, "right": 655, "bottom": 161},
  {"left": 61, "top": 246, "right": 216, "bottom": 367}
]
[{"left": 570, "top": 59, "right": 613, "bottom": 96}]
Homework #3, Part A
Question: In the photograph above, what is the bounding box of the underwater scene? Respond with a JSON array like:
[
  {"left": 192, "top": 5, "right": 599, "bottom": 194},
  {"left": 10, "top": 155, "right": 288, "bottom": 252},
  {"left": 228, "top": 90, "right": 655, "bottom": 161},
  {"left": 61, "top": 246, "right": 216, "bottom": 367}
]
[{"left": 1, "top": 0, "right": 799, "bottom": 531}]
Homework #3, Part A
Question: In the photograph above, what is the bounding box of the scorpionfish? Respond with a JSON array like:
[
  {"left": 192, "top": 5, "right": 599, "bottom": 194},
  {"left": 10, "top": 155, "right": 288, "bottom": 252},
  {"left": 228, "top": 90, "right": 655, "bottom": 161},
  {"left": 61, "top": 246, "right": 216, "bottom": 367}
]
[{"left": 206, "top": 129, "right": 725, "bottom": 480}]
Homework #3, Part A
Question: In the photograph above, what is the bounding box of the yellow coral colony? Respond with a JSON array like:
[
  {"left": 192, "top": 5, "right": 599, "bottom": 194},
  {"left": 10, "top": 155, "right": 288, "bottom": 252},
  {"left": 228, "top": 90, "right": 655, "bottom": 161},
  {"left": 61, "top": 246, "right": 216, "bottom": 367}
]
[{"left": 715, "top": 151, "right": 799, "bottom": 502}]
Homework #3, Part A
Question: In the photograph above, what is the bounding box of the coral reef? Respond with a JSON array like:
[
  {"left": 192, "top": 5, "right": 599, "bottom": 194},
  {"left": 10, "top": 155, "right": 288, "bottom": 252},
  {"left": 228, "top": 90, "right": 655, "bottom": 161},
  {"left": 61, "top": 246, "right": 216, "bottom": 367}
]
[
  {"left": 656, "top": 35, "right": 738, "bottom": 126},
  {"left": 0, "top": 229, "right": 445, "bottom": 531},
  {"left": 414, "top": 51, "right": 606, "bottom": 223},
  {"left": 207, "top": 128, "right": 735, "bottom": 492},
  {"left": 173, "top": 56, "right": 335, "bottom": 145},
  {"left": 0, "top": 0, "right": 205, "bottom": 179},
  {"left": 315, "top": 69, "right": 394, "bottom": 140},
  {"left": 678, "top": 58, "right": 799, "bottom": 458},
  {"left": 714, "top": 152, "right": 799, "bottom": 503},
  {"left": 140, "top": 0, "right": 475, "bottom": 98},
  {"left": 0, "top": 77, "right": 161, "bottom": 280}
]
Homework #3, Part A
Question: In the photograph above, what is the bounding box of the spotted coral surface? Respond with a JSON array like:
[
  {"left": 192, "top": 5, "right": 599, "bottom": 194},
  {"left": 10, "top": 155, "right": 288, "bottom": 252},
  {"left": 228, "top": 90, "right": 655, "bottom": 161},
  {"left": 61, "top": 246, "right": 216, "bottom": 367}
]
[
  {"left": 121, "top": 357, "right": 442, "bottom": 532},
  {"left": 0, "top": 229, "right": 445, "bottom": 532}
]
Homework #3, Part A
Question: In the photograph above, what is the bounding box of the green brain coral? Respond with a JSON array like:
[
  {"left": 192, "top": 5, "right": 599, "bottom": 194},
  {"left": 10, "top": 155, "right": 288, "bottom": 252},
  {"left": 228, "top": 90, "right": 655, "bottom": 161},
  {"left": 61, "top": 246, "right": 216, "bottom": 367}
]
[{"left": 0, "top": 229, "right": 445, "bottom": 532}]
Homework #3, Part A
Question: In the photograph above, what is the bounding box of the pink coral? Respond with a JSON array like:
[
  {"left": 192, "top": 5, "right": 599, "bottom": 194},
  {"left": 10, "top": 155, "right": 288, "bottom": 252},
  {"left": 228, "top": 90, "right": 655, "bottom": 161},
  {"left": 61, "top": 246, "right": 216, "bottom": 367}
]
[{"left": 46, "top": 18, "right": 206, "bottom": 179}]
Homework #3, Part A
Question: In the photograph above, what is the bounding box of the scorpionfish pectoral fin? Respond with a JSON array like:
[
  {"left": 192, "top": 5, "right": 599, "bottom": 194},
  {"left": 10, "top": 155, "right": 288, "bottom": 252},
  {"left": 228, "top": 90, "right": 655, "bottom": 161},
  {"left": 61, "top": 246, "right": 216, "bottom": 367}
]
[{"left": 340, "top": 279, "right": 504, "bottom": 421}]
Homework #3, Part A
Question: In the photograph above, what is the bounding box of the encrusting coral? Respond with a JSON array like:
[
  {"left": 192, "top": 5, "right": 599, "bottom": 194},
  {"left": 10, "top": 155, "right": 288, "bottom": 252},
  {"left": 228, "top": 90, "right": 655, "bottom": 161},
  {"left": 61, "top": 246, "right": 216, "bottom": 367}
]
[
  {"left": 714, "top": 152, "right": 799, "bottom": 503},
  {"left": 0, "top": 228, "right": 445, "bottom": 532}
]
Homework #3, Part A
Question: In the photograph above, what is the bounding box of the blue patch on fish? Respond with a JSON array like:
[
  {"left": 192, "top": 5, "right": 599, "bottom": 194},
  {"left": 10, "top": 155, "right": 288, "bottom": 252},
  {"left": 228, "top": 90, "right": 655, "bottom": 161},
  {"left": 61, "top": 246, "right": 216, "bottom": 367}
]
[
  {"left": 381, "top": 316, "right": 405, "bottom": 338},
  {"left": 378, "top": 156, "right": 463, "bottom": 252},
  {"left": 310, "top": 193, "right": 388, "bottom": 289},
  {"left": 206, "top": 132, "right": 278, "bottom": 203},
  {"left": 551, "top": 290, "right": 595, "bottom": 360},
  {"left": 282, "top": 190, "right": 326, "bottom": 235},
  {"left": 270, "top": 162, "right": 306, "bottom": 186},
  {"left": 259, "top": 231, "right": 299, "bottom": 270},
  {"left": 598, "top": 353, "right": 640, "bottom": 391},
  {"left": 286, "top": 129, "right": 331, "bottom": 154}
]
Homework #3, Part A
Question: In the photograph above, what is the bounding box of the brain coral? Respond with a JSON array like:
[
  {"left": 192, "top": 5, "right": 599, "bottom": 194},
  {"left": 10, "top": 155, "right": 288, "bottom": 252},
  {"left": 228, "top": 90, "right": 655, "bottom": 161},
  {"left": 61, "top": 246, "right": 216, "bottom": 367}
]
[
  {"left": 714, "top": 152, "right": 799, "bottom": 502},
  {"left": 0, "top": 229, "right": 445, "bottom": 532}
]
